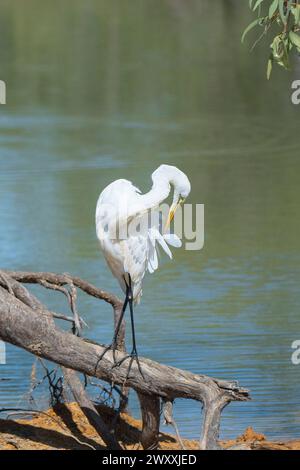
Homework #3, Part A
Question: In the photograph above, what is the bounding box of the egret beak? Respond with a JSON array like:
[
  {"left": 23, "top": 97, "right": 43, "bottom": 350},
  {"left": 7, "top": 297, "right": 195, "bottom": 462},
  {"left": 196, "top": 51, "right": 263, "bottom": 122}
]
[{"left": 164, "top": 196, "right": 185, "bottom": 232}]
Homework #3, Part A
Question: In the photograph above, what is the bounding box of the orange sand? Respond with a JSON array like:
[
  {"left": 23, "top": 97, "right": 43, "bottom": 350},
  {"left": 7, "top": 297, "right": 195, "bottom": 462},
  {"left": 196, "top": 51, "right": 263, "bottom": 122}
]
[{"left": 0, "top": 403, "right": 299, "bottom": 450}]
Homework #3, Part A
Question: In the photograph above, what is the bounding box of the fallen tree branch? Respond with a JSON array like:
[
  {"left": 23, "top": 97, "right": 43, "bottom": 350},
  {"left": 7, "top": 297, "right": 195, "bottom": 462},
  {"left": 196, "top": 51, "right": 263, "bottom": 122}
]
[
  {"left": 137, "top": 392, "right": 160, "bottom": 450},
  {"left": 2, "top": 270, "right": 128, "bottom": 410},
  {"left": 163, "top": 400, "right": 185, "bottom": 450},
  {"left": 0, "top": 276, "right": 250, "bottom": 449},
  {"left": 2, "top": 270, "right": 125, "bottom": 349},
  {"left": 2, "top": 270, "right": 123, "bottom": 309},
  {"left": 0, "top": 273, "right": 119, "bottom": 449},
  {"left": 62, "top": 368, "right": 121, "bottom": 449}
]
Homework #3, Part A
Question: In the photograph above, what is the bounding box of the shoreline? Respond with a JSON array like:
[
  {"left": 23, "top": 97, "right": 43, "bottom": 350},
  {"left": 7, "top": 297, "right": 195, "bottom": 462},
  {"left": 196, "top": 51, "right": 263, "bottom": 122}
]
[{"left": 0, "top": 402, "right": 299, "bottom": 450}]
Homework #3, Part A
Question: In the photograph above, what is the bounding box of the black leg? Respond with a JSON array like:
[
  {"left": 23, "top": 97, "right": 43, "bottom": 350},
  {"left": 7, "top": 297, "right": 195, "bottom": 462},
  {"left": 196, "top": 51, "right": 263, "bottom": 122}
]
[
  {"left": 127, "top": 290, "right": 144, "bottom": 378},
  {"left": 98, "top": 285, "right": 129, "bottom": 363},
  {"left": 113, "top": 275, "right": 144, "bottom": 379},
  {"left": 111, "top": 287, "right": 129, "bottom": 358},
  {"left": 127, "top": 277, "right": 136, "bottom": 350}
]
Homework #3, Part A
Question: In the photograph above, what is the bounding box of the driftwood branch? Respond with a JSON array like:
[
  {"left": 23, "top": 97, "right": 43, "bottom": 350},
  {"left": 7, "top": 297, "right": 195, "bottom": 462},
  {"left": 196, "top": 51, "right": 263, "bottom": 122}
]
[
  {"left": 0, "top": 270, "right": 250, "bottom": 449},
  {"left": 2, "top": 270, "right": 125, "bottom": 347},
  {"left": 0, "top": 272, "right": 120, "bottom": 449},
  {"left": 2, "top": 270, "right": 123, "bottom": 309},
  {"left": 62, "top": 367, "right": 121, "bottom": 449},
  {"left": 163, "top": 400, "right": 185, "bottom": 450},
  {"left": 137, "top": 392, "right": 160, "bottom": 450}
]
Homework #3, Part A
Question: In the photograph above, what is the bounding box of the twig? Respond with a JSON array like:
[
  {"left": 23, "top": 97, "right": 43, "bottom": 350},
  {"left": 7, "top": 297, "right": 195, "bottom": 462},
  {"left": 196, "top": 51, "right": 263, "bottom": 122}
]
[
  {"left": 38, "top": 359, "right": 64, "bottom": 406},
  {"left": 2, "top": 270, "right": 122, "bottom": 309},
  {"left": 37, "top": 279, "right": 81, "bottom": 335},
  {"left": 163, "top": 400, "right": 186, "bottom": 450}
]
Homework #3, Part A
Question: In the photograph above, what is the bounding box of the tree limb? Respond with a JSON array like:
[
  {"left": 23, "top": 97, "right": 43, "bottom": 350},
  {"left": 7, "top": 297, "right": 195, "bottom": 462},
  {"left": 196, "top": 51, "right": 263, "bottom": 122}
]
[
  {"left": 0, "top": 273, "right": 119, "bottom": 449},
  {"left": 62, "top": 367, "right": 121, "bottom": 449},
  {"left": 0, "top": 281, "right": 250, "bottom": 449},
  {"left": 2, "top": 270, "right": 122, "bottom": 309}
]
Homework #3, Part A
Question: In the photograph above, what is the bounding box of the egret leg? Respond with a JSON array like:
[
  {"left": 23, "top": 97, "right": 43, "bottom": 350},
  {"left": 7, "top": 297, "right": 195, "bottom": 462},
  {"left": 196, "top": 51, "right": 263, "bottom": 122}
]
[
  {"left": 127, "top": 289, "right": 144, "bottom": 378},
  {"left": 113, "top": 275, "right": 144, "bottom": 379},
  {"left": 98, "top": 286, "right": 129, "bottom": 364}
]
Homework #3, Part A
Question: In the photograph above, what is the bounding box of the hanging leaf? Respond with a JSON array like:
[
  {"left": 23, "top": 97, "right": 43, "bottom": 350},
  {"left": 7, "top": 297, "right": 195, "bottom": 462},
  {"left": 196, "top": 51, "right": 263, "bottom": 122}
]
[
  {"left": 289, "top": 30, "right": 300, "bottom": 50},
  {"left": 279, "top": 0, "right": 292, "bottom": 24},
  {"left": 253, "top": 0, "right": 265, "bottom": 11},
  {"left": 269, "top": 0, "right": 279, "bottom": 19},
  {"left": 278, "top": 0, "right": 287, "bottom": 23},
  {"left": 241, "top": 18, "right": 263, "bottom": 43},
  {"left": 271, "top": 35, "right": 290, "bottom": 69},
  {"left": 267, "top": 55, "right": 273, "bottom": 80},
  {"left": 244, "top": 0, "right": 297, "bottom": 79},
  {"left": 291, "top": 5, "right": 300, "bottom": 25}
]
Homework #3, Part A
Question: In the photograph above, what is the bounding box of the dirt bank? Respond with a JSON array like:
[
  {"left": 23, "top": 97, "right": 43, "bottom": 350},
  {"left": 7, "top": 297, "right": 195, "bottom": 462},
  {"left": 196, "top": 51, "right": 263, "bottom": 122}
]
[{"left": 0, "top": 402, "right": 299, "bottom": 450}]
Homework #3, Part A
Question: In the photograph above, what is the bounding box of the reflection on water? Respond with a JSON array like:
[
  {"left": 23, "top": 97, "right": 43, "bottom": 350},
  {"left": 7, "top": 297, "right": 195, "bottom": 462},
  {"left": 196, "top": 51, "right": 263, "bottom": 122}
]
[{"left": 0, "top": 0, "right": 300, "bottom": 440}]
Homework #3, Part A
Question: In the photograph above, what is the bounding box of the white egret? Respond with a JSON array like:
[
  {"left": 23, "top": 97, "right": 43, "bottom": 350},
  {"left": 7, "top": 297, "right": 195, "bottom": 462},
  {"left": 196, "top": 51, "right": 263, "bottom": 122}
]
[{"left": 95, "top": 164, "right": 191, "bottom": 374}]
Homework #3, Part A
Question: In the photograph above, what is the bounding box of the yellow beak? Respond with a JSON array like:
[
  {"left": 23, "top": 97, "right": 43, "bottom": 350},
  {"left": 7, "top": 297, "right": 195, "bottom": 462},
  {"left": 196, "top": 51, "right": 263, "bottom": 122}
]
[{"left": 164, "top": 197, "right": 185, "bottom": 232}]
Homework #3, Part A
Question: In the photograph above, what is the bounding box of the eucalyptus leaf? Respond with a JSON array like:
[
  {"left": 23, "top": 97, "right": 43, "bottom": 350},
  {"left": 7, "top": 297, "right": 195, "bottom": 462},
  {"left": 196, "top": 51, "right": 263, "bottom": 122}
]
[
  {"left": 278, "top": 0, "right": 286, "bottom": 23},
  {"left": 289, "top": 30, "right": 300, "bottom": 49},
  {"left": 269, "top": 0, "right": 279, "bottom": 19},
  {"left": 244, "top": 0, "right": 296, "bottom": 78},
  {"left": 253, "top": 0, "right": 264, "bottom": 11},
  {"left": 291, "top": 5, "right": 300, "bottom": 25},
  {"left": 267, "top": 56, "right": 273, "bottom": 80},
  {"left": 272, "top": 35, "right": 290, "bottom": 69},
  {"left": 241, "top": 18, "right": 263, "bottom": 43},
  {"left": 279, "top": 0, "right": 292, "bottom": 24}
]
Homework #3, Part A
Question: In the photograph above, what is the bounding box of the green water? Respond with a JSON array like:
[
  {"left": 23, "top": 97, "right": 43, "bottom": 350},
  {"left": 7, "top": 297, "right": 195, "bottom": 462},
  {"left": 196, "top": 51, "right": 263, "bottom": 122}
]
[{"left": 0, "top": 0, "right": 300, "bottom": 440}]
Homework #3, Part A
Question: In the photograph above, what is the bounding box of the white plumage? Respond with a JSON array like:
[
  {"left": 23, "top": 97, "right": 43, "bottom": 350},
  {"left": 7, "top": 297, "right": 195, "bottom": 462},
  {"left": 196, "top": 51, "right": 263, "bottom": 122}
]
[{"left": 95, "top": 164, "right": 191, "bottom": 304}]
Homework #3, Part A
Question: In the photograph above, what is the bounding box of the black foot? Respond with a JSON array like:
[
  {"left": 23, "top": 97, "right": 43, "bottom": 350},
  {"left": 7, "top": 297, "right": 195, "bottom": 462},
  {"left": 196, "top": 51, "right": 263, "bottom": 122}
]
[
  {"left": 98, "top": 342, "right": 118, "bottom": 365},
  {"left": 112, "top": 348, "right": 144, "bottom": 380}
]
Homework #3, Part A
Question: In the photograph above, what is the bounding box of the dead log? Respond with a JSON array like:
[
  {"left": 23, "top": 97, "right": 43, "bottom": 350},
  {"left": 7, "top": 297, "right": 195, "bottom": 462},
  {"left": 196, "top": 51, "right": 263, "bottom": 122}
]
[
  {"left": 0, "top": 276, "right": 250, "bottom": 450},
  {"left": 1, "top": 270, "right": 123, "bottom": 310},
  {"left": 137, "top": 392, "right": 160, "bottom": 450},
  {"left": 62, "top": 368, "right": 121, "bottom": 449},
  {"left": 0, "top": 273, "right": 120, "bottom": 450},
  {"left": 163, "top": 400, "right": 185, "bottom": 449}
]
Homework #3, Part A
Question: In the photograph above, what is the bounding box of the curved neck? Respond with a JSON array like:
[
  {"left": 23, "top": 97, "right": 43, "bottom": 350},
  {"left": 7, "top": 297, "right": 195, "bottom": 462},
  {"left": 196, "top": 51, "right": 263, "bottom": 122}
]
[{"left": 139, "top": 174, "right": 171, "bottom": 210}]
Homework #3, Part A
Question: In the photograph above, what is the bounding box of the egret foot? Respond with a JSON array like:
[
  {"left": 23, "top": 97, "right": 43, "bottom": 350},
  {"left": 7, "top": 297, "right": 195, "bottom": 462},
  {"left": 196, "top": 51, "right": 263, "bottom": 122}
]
[
  {"left": 112, "top": 348, "right": 145, "bottom": 380},
  {"left": 98, "top": 342, "right": 119, "bottom": 365}
]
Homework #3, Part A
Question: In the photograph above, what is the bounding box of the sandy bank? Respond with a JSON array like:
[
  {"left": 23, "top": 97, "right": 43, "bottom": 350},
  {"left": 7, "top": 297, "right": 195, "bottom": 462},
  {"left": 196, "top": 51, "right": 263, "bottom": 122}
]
[{"left": 0, "top": 402, "right": 299, "bottom": 450}]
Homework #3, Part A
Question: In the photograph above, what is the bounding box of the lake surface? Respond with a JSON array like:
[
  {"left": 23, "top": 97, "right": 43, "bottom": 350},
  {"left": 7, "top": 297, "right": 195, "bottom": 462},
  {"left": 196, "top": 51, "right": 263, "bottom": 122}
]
[{"left": 0, "top": 0, "right": 300, "bottom": 441}]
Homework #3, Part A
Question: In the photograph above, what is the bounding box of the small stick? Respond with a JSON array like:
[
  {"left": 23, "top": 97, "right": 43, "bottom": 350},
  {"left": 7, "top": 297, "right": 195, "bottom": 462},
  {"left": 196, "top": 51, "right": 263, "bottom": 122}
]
[{"left": 163, "top": 400, "right": 186, "bottom": 450}]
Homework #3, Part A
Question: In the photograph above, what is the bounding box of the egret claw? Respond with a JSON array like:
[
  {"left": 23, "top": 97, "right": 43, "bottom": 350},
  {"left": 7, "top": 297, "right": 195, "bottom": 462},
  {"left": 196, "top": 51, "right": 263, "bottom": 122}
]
[{"left": 112, "top": 349, "right": 144, "bottom": 380}]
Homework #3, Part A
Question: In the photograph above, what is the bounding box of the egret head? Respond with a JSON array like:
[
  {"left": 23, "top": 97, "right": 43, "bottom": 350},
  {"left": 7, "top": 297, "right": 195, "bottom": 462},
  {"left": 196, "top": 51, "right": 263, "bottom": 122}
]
[{"left": 153, "top": 164, "right": 191, "bottom": 230}]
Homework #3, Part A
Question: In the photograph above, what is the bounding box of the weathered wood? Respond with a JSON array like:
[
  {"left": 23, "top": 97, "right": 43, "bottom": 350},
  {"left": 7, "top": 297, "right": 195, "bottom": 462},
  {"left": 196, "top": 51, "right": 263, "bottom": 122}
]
[
  {"left": 0, "top": 276, "right": 119, "bottom": 450},
  {"left": 163, "top": 400, "right": 185, "bottom": 449},
  {"left": 137, "top": 393, "right": 160, "bottom": 450},
  {"left": 0, "top": 270, "right": 250, "bottom": 450},
  {"left": 0, "top": 284, "right": 249, "bottom": 449},
  {"left": 2, "top": 270, "right": 123, "bottom": 310},
  {"left": 0, "top": 286, "right": 248, "bottom": 400},
  {"left": 62, "top": 367, "right": 121, "bottom": 449},
  {"left": 3, "top": 270, "right": 126, "bottom": 361},
  {"left": 200, "top": 394, "right": 230, "bottom": 450}
]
